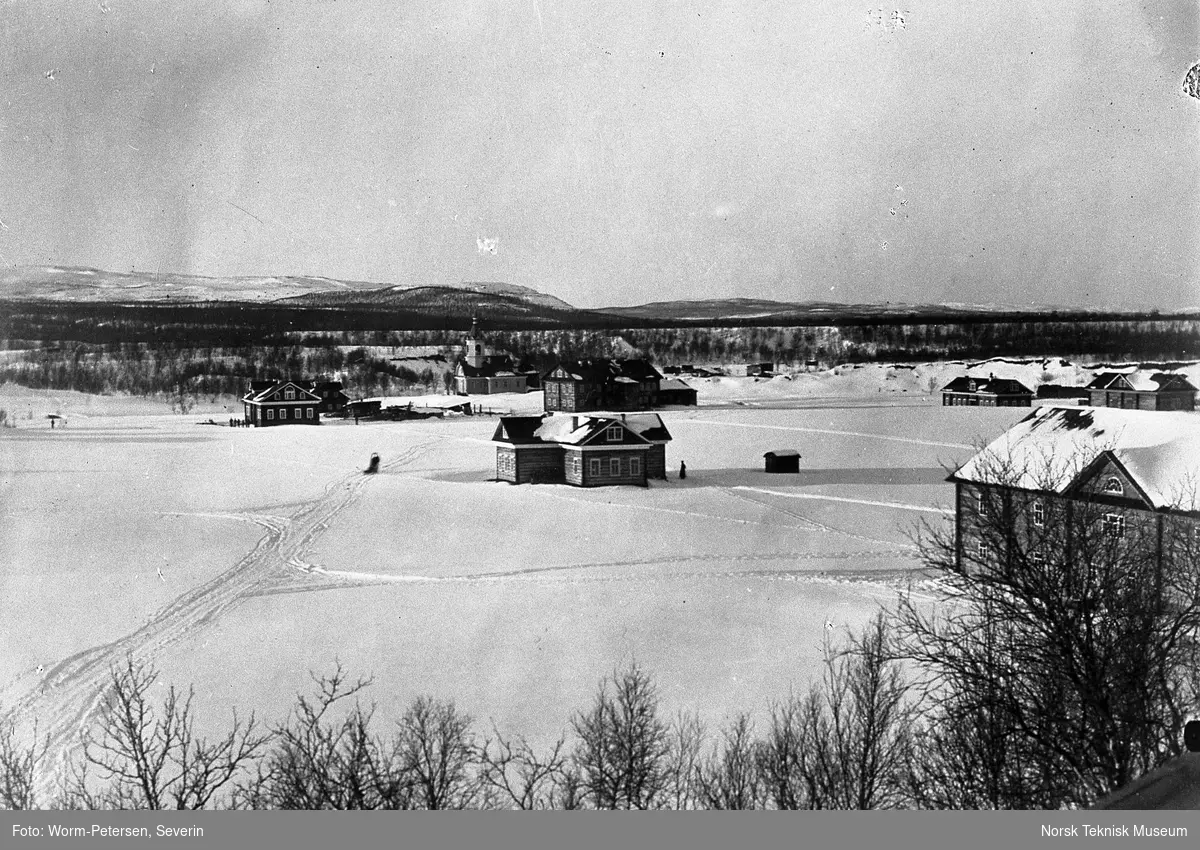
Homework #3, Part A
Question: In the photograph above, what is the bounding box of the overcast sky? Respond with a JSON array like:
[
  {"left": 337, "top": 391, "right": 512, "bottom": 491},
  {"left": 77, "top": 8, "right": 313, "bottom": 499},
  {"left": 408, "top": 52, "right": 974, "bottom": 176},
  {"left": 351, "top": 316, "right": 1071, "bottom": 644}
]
[{"left": 1, "top": 1, "right": 1196, "bottom": 309}]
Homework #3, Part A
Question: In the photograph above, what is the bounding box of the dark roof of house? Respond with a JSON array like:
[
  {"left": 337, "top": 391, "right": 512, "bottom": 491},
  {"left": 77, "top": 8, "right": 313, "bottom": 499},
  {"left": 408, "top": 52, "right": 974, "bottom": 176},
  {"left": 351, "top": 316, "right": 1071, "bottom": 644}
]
[
  {"left": 1085, "top": 371, "right": 1198, "bottom": 393},
  {"left": 765, "top": 449, "right": 801, "bottom": 458},
  {"left": 941, "top": 376, "right": 1033, "bottom": 395},
  {"left": 458, "top": 355, "right": 522, "bottom": 379},
  {"left": 658, "top": 378, "right": 697, "bottom": 393},
  {"left": 492, "top": 416, "right": 545, "bottom": 443},
  {"left": 543, "top": 359, "right": 663, "bottom": 383}
]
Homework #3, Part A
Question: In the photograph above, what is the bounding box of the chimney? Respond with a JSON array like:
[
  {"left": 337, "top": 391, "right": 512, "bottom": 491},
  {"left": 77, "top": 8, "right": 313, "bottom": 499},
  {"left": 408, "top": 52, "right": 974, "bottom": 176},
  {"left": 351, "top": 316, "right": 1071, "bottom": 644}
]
[{"left": 571, "top": 416, "right": 578, "bottom": 430}]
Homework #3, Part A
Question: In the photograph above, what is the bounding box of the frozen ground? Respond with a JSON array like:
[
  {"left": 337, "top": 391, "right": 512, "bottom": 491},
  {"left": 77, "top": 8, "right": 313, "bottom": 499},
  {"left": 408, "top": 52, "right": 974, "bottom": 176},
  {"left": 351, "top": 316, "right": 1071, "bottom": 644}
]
[{"left": 0, "top": 374, "right": 1111, "bottom": 781}]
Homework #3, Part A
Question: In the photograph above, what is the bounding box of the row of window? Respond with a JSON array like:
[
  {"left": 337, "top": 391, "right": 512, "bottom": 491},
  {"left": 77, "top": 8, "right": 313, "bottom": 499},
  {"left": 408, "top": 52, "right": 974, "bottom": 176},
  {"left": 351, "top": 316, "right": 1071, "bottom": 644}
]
[
  {"left": 569, "top": 455, "right": 641, "bottom": 478},
  {"left": 265, "top": 407, "right": 314, "bottom": 421},
  {"left": 976, "top": 484, "right": 1124, "bottom": 527},
  {"left": 976, "top": 512, "right": 1128, "bottom": 562}
]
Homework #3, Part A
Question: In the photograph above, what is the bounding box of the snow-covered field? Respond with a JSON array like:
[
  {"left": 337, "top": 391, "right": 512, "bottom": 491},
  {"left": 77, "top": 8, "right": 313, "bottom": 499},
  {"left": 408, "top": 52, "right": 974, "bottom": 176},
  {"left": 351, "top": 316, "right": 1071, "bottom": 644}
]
[{"left": 0, "top": 364, "right": 1180, "bottom": 767}]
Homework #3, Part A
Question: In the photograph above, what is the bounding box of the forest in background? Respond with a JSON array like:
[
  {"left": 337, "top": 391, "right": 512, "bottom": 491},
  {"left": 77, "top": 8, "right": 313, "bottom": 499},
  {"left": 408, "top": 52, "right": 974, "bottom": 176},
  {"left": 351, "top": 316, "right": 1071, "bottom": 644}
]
[{"left": 1, "top": 298, "right": 1197, "bottom": 403}]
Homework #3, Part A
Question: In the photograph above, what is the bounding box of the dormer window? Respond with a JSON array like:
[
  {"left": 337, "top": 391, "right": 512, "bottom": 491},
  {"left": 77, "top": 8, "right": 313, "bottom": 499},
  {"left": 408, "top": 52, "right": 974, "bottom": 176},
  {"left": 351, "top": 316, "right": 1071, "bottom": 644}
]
[
  {"left": 605, "top": 424, "right": 623, "bottom": 442},
  {"left": 1102, "top": 477, "right": 1123, "bottom": 495}
]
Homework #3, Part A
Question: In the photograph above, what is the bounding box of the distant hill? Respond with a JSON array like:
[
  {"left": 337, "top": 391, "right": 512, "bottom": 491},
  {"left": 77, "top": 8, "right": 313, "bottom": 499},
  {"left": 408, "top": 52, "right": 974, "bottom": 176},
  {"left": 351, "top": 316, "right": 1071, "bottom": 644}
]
[
  {"left": 594, "top": 297, "right": 1081, "bottom": 324},
  {"left": 1, "top": 265, "right": 1190, "bottom": 330},
  {"left": 0, "top": 266, "right": 384, "bottom": 303}
]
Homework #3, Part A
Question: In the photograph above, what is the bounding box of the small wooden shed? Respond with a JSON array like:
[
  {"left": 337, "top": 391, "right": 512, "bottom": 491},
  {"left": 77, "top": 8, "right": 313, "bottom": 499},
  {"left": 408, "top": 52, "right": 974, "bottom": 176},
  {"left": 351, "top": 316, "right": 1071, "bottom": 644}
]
[{"left": 764, "top": 450, "right": 801, "bottom": 473}]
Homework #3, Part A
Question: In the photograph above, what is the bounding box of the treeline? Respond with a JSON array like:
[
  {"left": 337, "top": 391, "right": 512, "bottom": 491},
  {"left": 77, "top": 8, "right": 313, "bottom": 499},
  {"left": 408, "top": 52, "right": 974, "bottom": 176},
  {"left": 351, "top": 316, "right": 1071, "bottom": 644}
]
[
  {"left": 0, "top": 344, "right": 451, "bottom": 400},
  {"left": 3, "top": 298, "right": 1198, "bottom": 357},
  {"left": 479, "top": 320, "right": 1199, "bottom": 367},
  {"left": 1, "top": 320, "right": 1195, "bottom": 403}
]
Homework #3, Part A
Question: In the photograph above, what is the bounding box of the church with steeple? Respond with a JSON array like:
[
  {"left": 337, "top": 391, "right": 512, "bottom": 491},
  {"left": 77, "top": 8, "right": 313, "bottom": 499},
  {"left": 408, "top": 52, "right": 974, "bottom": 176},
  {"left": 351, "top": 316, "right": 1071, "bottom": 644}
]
[{"left": 453, "top": 316, "right": 537, "bottom": 395}]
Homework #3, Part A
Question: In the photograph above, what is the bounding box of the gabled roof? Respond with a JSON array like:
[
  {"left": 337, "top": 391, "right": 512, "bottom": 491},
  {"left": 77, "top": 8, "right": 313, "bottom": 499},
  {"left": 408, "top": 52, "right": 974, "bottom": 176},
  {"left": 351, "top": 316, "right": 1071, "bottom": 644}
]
[
  {"left": 458, "top": 355, "right": 520, "bottom": 379},
  {"left": 492, "top": 416, "right": 545, "bottom": 443},
  {"left": 1085, "top": 370, "right": 1198, "bottom": 393},
  {"left": 659, "top": 378, "right": 696, "bottom": 393},
  {"left": 941, "top": 376, "right": 1033, "bottom": 395},
  {"left": 950, "top": 406, "right": 1200, "bottom": 511},
  {"left": 543, "top": 359, "right": 663, "bottom": 384},
  {"left": 242, "top": 380, "right": 322, "bottom": 403},
  {"left": 492, "top": 413, "right": 670, "bottom": 447}
]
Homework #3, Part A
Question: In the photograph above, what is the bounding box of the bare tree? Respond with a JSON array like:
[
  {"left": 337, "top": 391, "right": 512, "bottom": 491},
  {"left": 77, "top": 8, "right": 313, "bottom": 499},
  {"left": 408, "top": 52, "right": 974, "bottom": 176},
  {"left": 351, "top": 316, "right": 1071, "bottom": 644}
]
[
  {"left": 480, "top": 727, "right": 569, "bottom": 810},
  {"left": 757, "top": 614, "right": 912, "bottom": 810},
  {"left": 394, "top": 696, "right": 484, "bottom": 809},
  {"left": 237, "top": 664, "right": 410, "bottom": 810},
  {"left": 0, "top": 719, "right": 45, "bottom": 809},
  {"left": 67, "top": 658, "right": 268, "bottom": 809},
  {"left": 570, "top": 663, "right": 672, "bottom": 809},
  {"left": 695, "top": 713, "right": 765, "bottom": 809},
  {"left": 898, "top": 445, "right": 1200, "bottom": 808},
  {"left": 663, "top": 709, "right": 706, "bottom": 810}
]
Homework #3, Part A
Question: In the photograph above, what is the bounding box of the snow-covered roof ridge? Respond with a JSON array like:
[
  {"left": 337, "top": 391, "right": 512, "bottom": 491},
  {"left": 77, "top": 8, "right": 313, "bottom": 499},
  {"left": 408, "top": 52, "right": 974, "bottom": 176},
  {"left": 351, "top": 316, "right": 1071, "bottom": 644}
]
[{"left": 951, "top": 406, "right": 1200, "bottom": 511}]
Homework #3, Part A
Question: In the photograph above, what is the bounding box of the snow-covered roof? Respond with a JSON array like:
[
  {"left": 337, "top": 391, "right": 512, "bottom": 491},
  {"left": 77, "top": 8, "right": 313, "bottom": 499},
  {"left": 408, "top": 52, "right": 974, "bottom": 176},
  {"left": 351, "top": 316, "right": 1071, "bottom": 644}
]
[
  {"left": 951, "top": 406, "right": 1200, "bottom": 511},
  {"left": 493, "top": 412, "right": 671, "bottom": 447},
  {"left": 659, "top": 378, "right": 696, "bottom": 392},
  {"left": 1085, "top": 370, "right": 1197, "bottom": 393},
  {"left": 242, "top": 381, "right": 321, "bottom": 403}
]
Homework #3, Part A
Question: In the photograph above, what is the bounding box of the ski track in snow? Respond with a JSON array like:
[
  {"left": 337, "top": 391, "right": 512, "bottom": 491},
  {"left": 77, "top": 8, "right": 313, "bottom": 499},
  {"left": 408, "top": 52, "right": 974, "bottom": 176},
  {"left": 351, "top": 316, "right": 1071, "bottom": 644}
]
[
  {"left": 684, "top": 417, "right": 973, "bottom": 450},
  {"left": 2, "top": 427, "right": 934, "bottom": 799},
  {"left": 731, "top": 486, "right": 952, "bottom": 515},
  {"left": 1, "top": 438, "right": 441, "bottom": 799}
]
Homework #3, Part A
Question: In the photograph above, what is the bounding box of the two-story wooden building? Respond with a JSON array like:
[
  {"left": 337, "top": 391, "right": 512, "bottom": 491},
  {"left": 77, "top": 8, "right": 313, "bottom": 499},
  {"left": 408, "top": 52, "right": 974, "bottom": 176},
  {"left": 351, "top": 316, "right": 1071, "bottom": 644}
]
[
  {"left": 242, "top": 380, "right": 323, "bottom": 426},
  {"left": 948, "top": 406, "right": 1200, "bottom": 574},
  {"left": 941, "top": 375, "right": 1034, "bottom": 407},
  {"left": 542, "top": 359, "right": 663, "bottom": 413},
  {"left": 491, "top": 412, "right": 672, "bottom": 487},
  {"left": 1085, "top": 370, "right": 1196, "bottom": 411}
]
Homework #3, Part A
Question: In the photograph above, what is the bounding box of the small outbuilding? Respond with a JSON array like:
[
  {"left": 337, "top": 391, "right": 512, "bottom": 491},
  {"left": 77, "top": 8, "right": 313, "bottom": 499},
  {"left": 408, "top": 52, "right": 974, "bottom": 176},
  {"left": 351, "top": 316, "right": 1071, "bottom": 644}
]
[
  {"left": 764, "top": 450, "right": 801, "bottom": 473},
  {"left": 657, "top": 378, "right": 698, "bottom": 406}
]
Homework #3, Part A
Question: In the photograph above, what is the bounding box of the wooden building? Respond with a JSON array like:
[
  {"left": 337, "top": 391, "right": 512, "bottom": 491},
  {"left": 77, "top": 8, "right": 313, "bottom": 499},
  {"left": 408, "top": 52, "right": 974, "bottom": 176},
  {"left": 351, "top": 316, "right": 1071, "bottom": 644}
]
[
  {"left": 941, "top": 375, "right": 1034, "bottom": 407},
  {"left": 948, "top": 406, "right": 1200, "bottom": 575},
  {"left": 313, "top": 381, "right": 350, "bottom": 414},
  {"left": 542, "top": 359, "right": 663, "bottom": 413},
  {"left": 764, "top": 450, "right": 801, "bottom": 473},
  {"left": 1085, "top": 370, "right": 1196, "bottom": 411},
  {"left": 242, "top": 380, "right": 322, "bottom": 426},
  {"left": 453, "top": 317, "right": 535, "bottom": 394},
  {"left": 345, "top": 399, "right": 383, "bottom": 419},
  {"left": 657, "top": 378, "right": 698, "bottom": 406},
  {"left": 492, "top": 412, "right": 672, "bottom": 487}
]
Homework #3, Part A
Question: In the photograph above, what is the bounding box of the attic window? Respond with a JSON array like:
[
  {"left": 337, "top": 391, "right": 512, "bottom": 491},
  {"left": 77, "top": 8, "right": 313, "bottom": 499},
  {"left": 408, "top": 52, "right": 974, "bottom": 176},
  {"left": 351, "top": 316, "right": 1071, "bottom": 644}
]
[
  {"left": 1102, "top": 477, "right": 1123, "bottom": 495},
  {"left": 605, "top": 424, "right": 623, "bottom": 442},
  {"left": 285, "top": 388, "right": 295, "bottom": 400}
]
